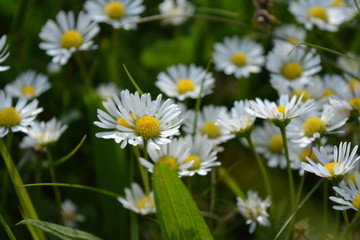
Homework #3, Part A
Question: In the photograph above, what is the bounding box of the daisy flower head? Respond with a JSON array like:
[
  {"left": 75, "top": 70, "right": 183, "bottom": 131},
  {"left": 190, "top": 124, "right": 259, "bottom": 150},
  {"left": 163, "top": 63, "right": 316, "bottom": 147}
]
[
  {"left": 237, "top": 190, "right": 271, "bottom": 234},
  {"left": 246, "top": 94, "right": 315, "bottom": 127},
  {"left": 155, "top": 63, "right": 215, "bottom": 101},
  {"left": 39, "top": 11, "right": 100, "bottom": 65},
  {"left": 252, "top": 121, "right": 291, "bottom": 169},
  {"left": 180, "top": 134, "right": 220, "bottom": 176},
  {"left": 330, "top": 172, "right": 360, "bottom": 211},
  {"left": 118, "top": 182, "right": 156, "bottom": 215},
  {"left": 301, "top": 142, "right": 360, "bottom": 180},
  {"left": 95, "top": 82, "right": 121, "bottom": 100},
  {"left": 20, "top": 118, "right": 68, "bottom": 151},
  {"left": 287, "top": 102, "right": 349, "bottom": 147},
  {"left": 0, "top": 35, "right": 9, "bottom": 72},
  {"left": 159, "top": 0, "right": 195, "bottom": 26},
  {"left": 61, "top": 199, "right": 85, "bottom": 228},
  {"left": 139, "top": 137, "right": 193, "bottom": 176},
  {"left": 84, "top": 0, "right": 145, "bottom": 30},
  {"left": 289, "top": 0, "right": 351, "bottom": 32},
  {"left": 272, "top": 24, "right": 307, "bottom": 46},
  {"left": 94, "top": 90, "right": 182, "bottom": 150},
  {"left": 183, "top": 105, "right": 234, "bottom": 145},
  {"left": 5, "top": 70, "right": 51, "bottom": 99},
  {"left": 217, "top": 100, "right": 255, "bottom": 137},
  {"left": 0, "top": 91, "right": 43, "bottom": 138},
  {"left": 266, "top": 42, "right": 322, "bottom": 89},
  {"left": 212, "top": 36, "right": 265, "bottom": 78}
]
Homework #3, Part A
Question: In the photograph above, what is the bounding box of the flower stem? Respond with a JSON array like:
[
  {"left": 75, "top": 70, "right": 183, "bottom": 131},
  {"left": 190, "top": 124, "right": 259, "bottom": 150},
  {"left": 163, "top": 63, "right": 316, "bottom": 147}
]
[
  {"left": 245, "top": 135, "right": 273, "bottom": 202},
  {"left": 133, "top": 146, "right": 150, "bottom": 195},
  {"left": 0, "top": 138, "right": 45, "bottom": 240},
  {"left": 0, "top": 212, "right": 16, "bottom": 240},
  {"left": 279, "top": 125, "right": 296, "bottom": 210}
]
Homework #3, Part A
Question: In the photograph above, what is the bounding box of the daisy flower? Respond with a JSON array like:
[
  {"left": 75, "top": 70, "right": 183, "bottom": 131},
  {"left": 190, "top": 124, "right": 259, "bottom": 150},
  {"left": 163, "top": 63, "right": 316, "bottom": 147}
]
[
  {"left": 183, "top": 105, "right": 234, "bottom": 145},
  {"left": 0, "top": 91, "right": 43, "bottom": 138},
  {"left": 155, "top": 64, "right": 215, "bottom": 101},
  {"left": 272, "top": 24, "right": 307, "bottom": 45},
  {"left": 217, "top": 100, "right": 255, "bottom": 137},
  {"left": 301, "top": 142, "right": 360, "bottom": 180},
  {"left": 237, "top": 190, "right": 271, "bottom": 234},
  {"left": 117, "top": 182, "right": 156, "bottom": 215},
  {"left": 39, "top": 11, "right": 100, "bottom": 65},
  {"left": 212, "top": 36, "right": 265, "bottom": 78},
  {"left": 330, "top": 172, "right": 360, "bottom": 211},
  {"left": 20, "top": 118, "right": 68, "bottom": 151},
  {"left": 5, "top": 70, "right": 51, "bottom": 99},
  {"left": 180, "top": 134, "right": 220, "bottom": 176},
  {"left": 95, "top": 82, "right": 121, "bottom": 100},
  {"left": 159, "top": 0, "right": 195, "bottom": 26},
  {"left": 94, "top": 90, "right": 182, "bottom": 150},
  {"left": 245, "top": 94, "right": 315, "bottom": 126},
  {"left": 61, "top": 199, "right": 85, "bottom": 228},
  {"left": 289, "top": 0, "right": 351, "bottom": 32},
  {"left": 266, "top": 42, "right": 322, "bottom": 89},
  {"left": 0, "top": 35, "right": 9, "bottom": 72},
  {"left": 84, "top": 0, "right": 145, "bottom": 30},
  {"left": 139, "top": 137, "right": 193, "bottom": 176},
  {"left": 251, "top": 121, "right": 293, "bottom": 169},
  {"left": 287, "top": 103, "right": 348, "bottom": 147}
]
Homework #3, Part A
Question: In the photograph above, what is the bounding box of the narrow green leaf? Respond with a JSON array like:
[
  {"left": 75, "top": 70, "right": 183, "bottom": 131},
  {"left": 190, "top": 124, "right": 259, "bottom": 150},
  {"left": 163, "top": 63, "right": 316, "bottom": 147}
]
[
  {"left": 153, "top": 161, "right": 213, "bottom": 240},
  {"left": 17, "top": 219, "right": 102, "bottom": 240}
]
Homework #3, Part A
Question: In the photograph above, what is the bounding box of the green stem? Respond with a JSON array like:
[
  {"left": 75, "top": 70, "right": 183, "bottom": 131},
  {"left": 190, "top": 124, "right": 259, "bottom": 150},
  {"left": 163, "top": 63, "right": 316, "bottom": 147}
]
[
  {"left": 0, "top": 139, "right": 44, "bottom": 240},
  {"left": 279, "top": 125, "right": 296, "bottom": 210},
  {"left": 323, "top": 180, "right": 329, "bottom": 232},
  {"left": 132, "top": 146, "right": 150, "bottom": 195},
  {"left": 0, "top": 212, "right": 17, "bottom": 240},
  {"left": 74, "top": 52, "right": 92, "bottom": 90},
  {"left": 130, "top": 212, "right": 139, "bottom": 240},
  {"left": 245, "top": 135, "right": 273, "bottom": 203},
  {"left": 123, "top": 64, "right": 143, "bottom": 94},
  {"left": 46, "top": 149, "right": 63, "bottom": 224},
  {"left": 295, "top": 172, "right": 306, "bottom": 207},
  {"left": 274, "top": 179, "right": 324, "bottom": 240}
]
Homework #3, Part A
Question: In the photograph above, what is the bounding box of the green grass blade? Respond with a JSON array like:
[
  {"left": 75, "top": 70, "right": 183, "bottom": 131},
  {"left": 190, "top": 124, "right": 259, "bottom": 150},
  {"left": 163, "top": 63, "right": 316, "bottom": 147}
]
[
  {"left": 0, "top": 212, "right": 17, "bottom": 240},
  {"left": 153, "top": 161, "right": 213, "bottom": 240},
  {"left": 17, "top": 219, "right": 102, "bottom": 240}
]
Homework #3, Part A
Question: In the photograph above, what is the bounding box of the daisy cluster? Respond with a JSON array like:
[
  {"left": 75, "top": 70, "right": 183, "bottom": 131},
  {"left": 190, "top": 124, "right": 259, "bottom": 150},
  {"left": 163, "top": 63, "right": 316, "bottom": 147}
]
[{"left": 1, "top": 0, "right": 360, "bottom": 238}]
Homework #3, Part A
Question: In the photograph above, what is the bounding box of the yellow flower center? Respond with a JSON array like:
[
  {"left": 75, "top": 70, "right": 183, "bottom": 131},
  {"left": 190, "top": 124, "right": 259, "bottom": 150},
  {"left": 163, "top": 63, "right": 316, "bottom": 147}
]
[
  {"left": 287, "top": 37, "right": 299, "bottom": 45},
  {"left": 135, "top": 196, "right": 155, "bottom": 210},
  {"left": 0, "top": 107, "right": 21, "bottom": 128},
  {"left": 324, "top": 162, "right": 339, "bottom": 176},
  {"left": 135, "top": 116, "right": 160, "bottom": 139},
  {"left": 105, "top": 1, "right": 126, "bottom": 19},
  {"left": 299, "top": 149, "right": 317, "bottom": 163},
  {"left": 303, "top": 116, "right": 326, "bottom": 137},
  {"left": 332, "top": 0, "right": 344, "bottom": 6},
  {"left": 322, "top": 89, "right": 334, "bottom": 97},
  {"left": 281, "top": 62, "right": 303, "bottom": 80},
  {"left": 201, "top": 121, "right": 221, "bottom": 139},
  {"left": 159, "top": 156, "right": 178, "bottom": 171},
  {"left": 184, "top": 154, "right": 201, "bottom": 170},
  {"left": 349, "top": 98, "right": 360, "bottom": 112},
  {"left": 276, "top": 106, "right": 286, "bottom": 117},
  {"left": 348, "top": 79, "right": 360, "bottom": 93},
  {"left": 231, "top": 52, "right": 247, "bottom": 67},
  {"left": 268, "top": 135, "right": 283, "bottom": 154},
  {"left": 60, "top": 30, "right": 83, "bottom": 49},
  {"left": 352, "top": 194, "right": 360, "bottom": 209},
  {"left": 176, "top": 78, "right": 195, "bottom": 94},
  {"left": 345, "top": 172, "right": 357, "bottom": 185},
  {"left": 21, "top": 85, "right": 36, "bottom": 96},
  {"left": 307, "top": 6, "right": 328, "bottom": 21},
  {"left": 293, "top": 89, "right": 311, "bottom": 101}
]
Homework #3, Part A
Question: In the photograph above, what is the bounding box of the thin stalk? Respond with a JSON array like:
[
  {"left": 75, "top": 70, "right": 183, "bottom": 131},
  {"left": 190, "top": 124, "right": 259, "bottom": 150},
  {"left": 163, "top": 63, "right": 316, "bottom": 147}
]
[
  {"left": 323, "top": 180, "right": 329, "bottom": 233},
  {"left": 279, "top": 125, "right": 296, "bottom": 209},
  {"left": 123, "top": 64, "right": 143, "bottom": 94},
  {"left": 130, "top": 212, "right": 139, "bottom": 240},
  {"left": 0, "top": 139, "right": 44, "bottom": 240},
  {"left": 132, "top": 146, "right": 150, "bottom": 195},
  {"left": 295, "top": 172, "right": 306, "bottom": 207},
  {"left": 210, "top": 170, "right": 216, "bottom": 214},
  {"left": 274, "top": 179, "right": 324, "bottom": 240},
  {"left": 0, "top": 212, "right": 17, "bottom": 240},
  {"left": 245, "top": 135, "right": 272, "bottom": 202},
  {"left": 74, "top": 52, "right": 92, "bottom": 90},
  {"left": 46, "top": 149, "right": 63, "bottom": 224}
]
